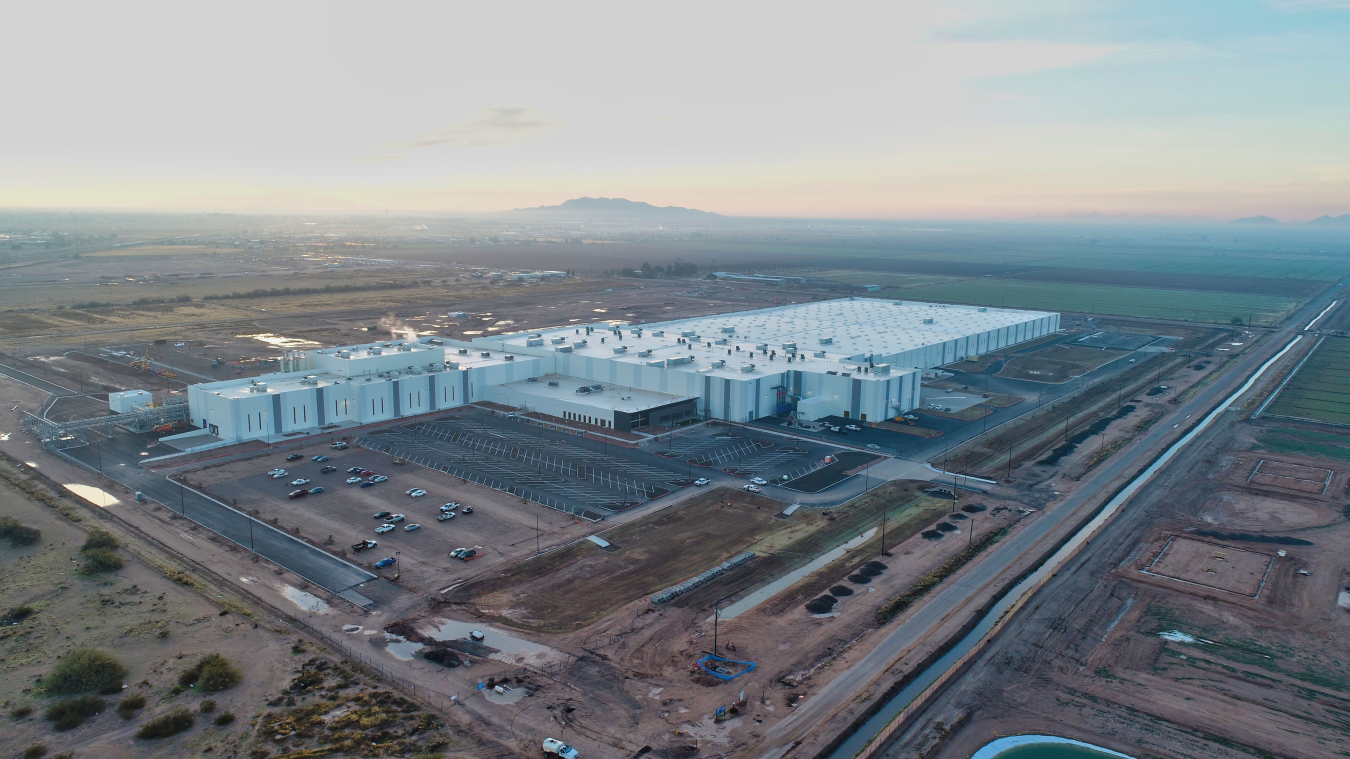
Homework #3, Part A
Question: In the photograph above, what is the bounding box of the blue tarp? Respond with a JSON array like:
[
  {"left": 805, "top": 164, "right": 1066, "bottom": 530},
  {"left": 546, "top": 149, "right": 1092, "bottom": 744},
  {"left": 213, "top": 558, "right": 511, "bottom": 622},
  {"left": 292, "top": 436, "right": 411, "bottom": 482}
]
[{"left": 696, "top": 654, "right": 757, "bottom": 682}]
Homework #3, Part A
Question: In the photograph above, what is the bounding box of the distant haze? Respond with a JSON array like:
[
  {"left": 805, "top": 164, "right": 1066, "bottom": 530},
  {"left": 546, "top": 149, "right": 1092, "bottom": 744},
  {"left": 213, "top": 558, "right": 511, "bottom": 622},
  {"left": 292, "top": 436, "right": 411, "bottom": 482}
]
[{"left": 1, "top": 2, "right": 1349, "bottom": 221}]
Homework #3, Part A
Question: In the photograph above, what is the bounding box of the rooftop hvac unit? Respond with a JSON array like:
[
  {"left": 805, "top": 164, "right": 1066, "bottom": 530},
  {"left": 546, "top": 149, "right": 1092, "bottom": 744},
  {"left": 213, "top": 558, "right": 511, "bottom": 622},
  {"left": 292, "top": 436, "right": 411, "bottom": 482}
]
[
  {"left": 922, "top": 318, "right": 934, "bottom": 324},
  {"left": 526, "top": 338, "right": 544, "bottom": 347},
  {"left": 458, "top": 348, "right": 469, "bottom": 355},
  {"left": 647, "top": 359, "right": 666, "bottom": 367},
  {"left": 612, "top": 346, "right": 627, "bottom": 354},
  {"left": 755, "top": 343, "right": 768, "bottom": 351},
  {"left": 576, "top": 386, "right": 591, "bottom": 394},
  {"left": 558, "top": 345, "right": 574, "bottom": 353},
  {"left": 739, "top": 364, "right": 756, "bottom": 373},
  {"left": 978, "top": 307, "right": 987, "bottom": 312},
  {"left": 551, "top": 337, "right": 567, "bottom": 344},
  {"left": 504, "top": 355, "right": 515, "bottom": 361},
  {"left": 529, "top": 333, "right": 542, "bottom": 339},
  {"left": 681, "top": 330, "right": 697, "bottom": 337},
  {"left": 410, "top": 366, "right": 423, "bottom": 374},
  {"left": 480, "top": 351, "right": 492, "bottom": 358},
  {"left": 427, "top": 338, "right": 444, "bottom": 346},
  {"left": 547, "top": 380, "right": 559, "bottom": 387},
  {"left": 397, "top": 344, "right": 412, "bottom": 352},
  {"left": 814, "top": 350, "right": 827, "bottom": 357},
  {"left": 781, "top": 342, "right": 797, "bottom": 351},
  {"left": 337, "top": 349, "right": 351, "bottom": 357},
  {"left": 720, "top": 326, "right": 735, "bottom": 333},
  {"left": 638, "top": 349, "right": 652, "bottom": 357},
  {"left": 251, "top": 382, "right": 268, "bottom": 392},
  {"left": 651, "top": 330, "right": 664, "bottom": 337},
  {"left": 714, "top": 338, "right": 727, "bottom": 345},
  {"left": 368, "top": 347, "right": 383, "bottom": 355},
  {"left": 667, "top": 355, "right": 694, "bottom": 366},
  {"left": 526, "top": 377, "right": 538, "bottom": 382},
  {"left": 874, "top": 363, "right": 891, "bottom": 374},
  {"left": 445, "top": 360, "right": 459, "bottom": 370},
  {"left": 819, "top": 337, "right": 833, "bottom": 345},
  {"left": 390, "top": 370, "right": 401, "bottom": 378},
  {"left": 711, "top": 360, "right": 725, "bottom": 368}
]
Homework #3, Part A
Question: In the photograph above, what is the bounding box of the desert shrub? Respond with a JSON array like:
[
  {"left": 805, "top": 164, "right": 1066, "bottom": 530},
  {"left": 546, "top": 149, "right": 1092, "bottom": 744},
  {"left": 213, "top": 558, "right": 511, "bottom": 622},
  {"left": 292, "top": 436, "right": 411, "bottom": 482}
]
[
  {"left": 11, "top": 704, "right": 33, "bottom": 718},
  {"left": 79, "top": 547, "right": 124, "bottom": 574},
  {"left": 199, "top": 699, "right": 216, "bottom": 713},
  {"left": 22, "top": 744, "right": 46, "bottom": 759},
  {"left": 5, "top": 604, "right": 37, "bottom": 623},
  {"left": 82, "top": 529, "right": 119, "bottom": 551},
  {"left": 179, "top": 653, "right": 241, "bottom": 692},
  {"left": 45, "top": 695, "right": 105, "bottom": 730},
  {"left": 0, "top": 516, "right": 41, "bottom": 547},
  {"left": 118, "top": 692, "right": 147, "bottom": 719},
  {"left": 214, "top": 711, "right": 236, "bottom": 726},
  {"left": 44, "top": 649, "right": 128, "bottom": 694},
  {"left": 135, "top": 707, "right": 194, "bottom": 739}
]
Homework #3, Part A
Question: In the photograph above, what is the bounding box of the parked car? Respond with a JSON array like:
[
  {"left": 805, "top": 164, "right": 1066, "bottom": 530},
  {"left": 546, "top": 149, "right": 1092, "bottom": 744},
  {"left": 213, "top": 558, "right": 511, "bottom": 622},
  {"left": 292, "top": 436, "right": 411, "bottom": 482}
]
[
  {"left": 312, "top": 454, "right": 330, "bottom": 462},
  {"left": 373, "top": 511, "right": 391, "bottom": 519},
  {"left": 347, "top": 466, "right": 364, "bottom": 474},
  {"left": 288, "top": 489, "right": 308, "bottom": 499},
  {"left": 407, "top": 489, "right": 426, "bottom": 498},
  {"left": 437, "top": 511, "right": 456, "bottom": 521},
  {"left": 267, "top": 468, "right": 286, "bottom": 477},
  {"left": 461, "top": 505, "right": 473, "bottom": 514},
  {"left": 694, "top": 478, "right": 710, "bottom": 486},
  {"left": 543, "top": 738, "right": 579, "bottom": 759},
  {"left": 374, "top": 557, "right": 396, "bottom": 568},
  {"left": 845, "top": 424, "right": 861, "bottom": 431},
  {"left": 347, "top": 476, "right": 363, "bottom": 484},
  {"left": 290, "top": 478, "right": 310, "bottom": 486},
  {"left": 308, "top": 486, "right": 324, "bottom": 494},
  {"left": 451, "top": 546, "right": 480, "bottom": 560},
  {"left": 866, "top": 443, "right": 881, "bottom": 450},
  {"left": 743, "top": 484, "right": 761, "bottom": 493},
  {"left": 359, "top": 469, "right": 374, "bottom": 477},
  {"left": 360, "top": 481, "right": 375, "bottom": 488},
  {"left": 404, "top": 523, "right": 420, "bottom": 532},
  {"left": 392, "top": 458, "right": 407, "bottom": 466},
  {"left": 331, "top": 441, "right": 349, "bottom": 449},
  {"left": 320, "top": 465, "right": 337, "bottom": 473},
  {"left": 351, "top": 539, "right": 376, "bottom": 552},
  {"left": 387, "top": 514, "right": 405, "bottom": 523},
  {"left": 440, "top": 502, "right": 460, "bottom": 511},
  {"left": 375, "top": 524, "right": 395, "bottom": 534},
  {"left": 750, "top": 477, "right": 768, "bottom": 485},
  {"left": 370, "top": 475, "right": 388, "bottom": 483},
  {"left": 286, "top": 454, "right": 302, "bottom": 461}
]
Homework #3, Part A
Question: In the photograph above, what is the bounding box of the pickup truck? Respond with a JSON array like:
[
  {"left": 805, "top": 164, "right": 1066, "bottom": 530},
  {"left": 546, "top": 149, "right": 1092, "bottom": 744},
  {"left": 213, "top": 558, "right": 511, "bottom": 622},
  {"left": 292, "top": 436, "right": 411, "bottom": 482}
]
[
  {"left": 542, "top": 738, "right": 578, "bottom": 759},
  {"left": 351, "top": 539, "right": 377, "bottom": 552}
]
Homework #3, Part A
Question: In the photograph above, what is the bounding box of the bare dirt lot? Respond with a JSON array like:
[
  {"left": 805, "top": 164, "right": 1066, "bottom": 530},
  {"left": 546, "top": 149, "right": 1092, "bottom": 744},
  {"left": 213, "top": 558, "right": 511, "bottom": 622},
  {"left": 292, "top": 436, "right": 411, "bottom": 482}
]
[
  {"left": 1142, "top": 536, "right": 1275, "bottom": 597},
  {"left": 997, "top": 343, "right": 1127, "bottom": 383}
]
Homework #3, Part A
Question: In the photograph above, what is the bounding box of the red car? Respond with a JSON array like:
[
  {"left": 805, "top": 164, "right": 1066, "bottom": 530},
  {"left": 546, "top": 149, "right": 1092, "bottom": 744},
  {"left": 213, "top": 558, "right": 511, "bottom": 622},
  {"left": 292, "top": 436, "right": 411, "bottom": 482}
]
[
  {"left": 288, "top": 489, "right": 309, "bottom": 499},
  {"left": 359, "top": 469, "right": 374, "bottom": 477}
]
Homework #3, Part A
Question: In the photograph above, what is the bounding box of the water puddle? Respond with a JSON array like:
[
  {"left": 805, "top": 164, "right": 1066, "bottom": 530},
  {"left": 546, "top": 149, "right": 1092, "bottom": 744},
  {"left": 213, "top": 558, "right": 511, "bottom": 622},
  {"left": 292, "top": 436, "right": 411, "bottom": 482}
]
[
  {"left": 63, "top": 483, "right": 120, "bottom": 507},
  {"left": 279, "top": 584, "right": 330, "bottom": 614},
  {"left": 235, "top": 333, "right": 320, "bottom": 348},
  {"left": 384, "top": 633, "right": 424, "bottom": 661}
]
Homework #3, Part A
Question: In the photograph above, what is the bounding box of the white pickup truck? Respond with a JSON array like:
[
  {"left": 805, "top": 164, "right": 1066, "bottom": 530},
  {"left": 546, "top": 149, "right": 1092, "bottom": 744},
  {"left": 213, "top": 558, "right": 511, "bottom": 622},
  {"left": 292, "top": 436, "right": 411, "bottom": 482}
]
[{"left": 542, "top": 738, "right": 579, "bottom": 759}]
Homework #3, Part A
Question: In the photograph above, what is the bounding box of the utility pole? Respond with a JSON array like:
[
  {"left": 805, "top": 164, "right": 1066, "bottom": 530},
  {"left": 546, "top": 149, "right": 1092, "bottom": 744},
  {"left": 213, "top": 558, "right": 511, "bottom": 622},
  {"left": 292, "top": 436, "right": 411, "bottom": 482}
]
[
  {"left": 1006, "top": 444, "right": 1013, "bottom": 480},
  {"left": 179, "top": 479, "right": 185, "bottom": 516},
  {"left": 713, "top": 598, "right": 720, "bottom": 654},
  {"left": 394, "top": 551, "right": 401, "bottom": 581}
]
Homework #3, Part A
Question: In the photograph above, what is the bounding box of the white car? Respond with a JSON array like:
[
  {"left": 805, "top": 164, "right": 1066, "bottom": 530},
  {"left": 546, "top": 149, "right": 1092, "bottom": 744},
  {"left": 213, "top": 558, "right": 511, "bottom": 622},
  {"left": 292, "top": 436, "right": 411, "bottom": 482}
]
[
  {"left": 750, "top": 477, "right": 768, "bottom": 486},
  {"left": 371, "top": 475, "right": 389, "bottom": 483},
  {"left": 845, "top": 424, "right": 861, "bottom": 431},
  {"left": 330, "top": 441, "right": 349, "bottom": 449},
  {"left": 267, "top": 468, "right": 286, "bottom": 477},
  {"left": 346, "top": 476, "right": 363, "bottom": 484},
  {"left": 693, "top": 478, "right": 710, "bottom": 486},
  {"left": 441, "top": 502, "right": 460, "bottom": 511},
  {"left": 375, "top": 524, "right": 395, "bottom": 534},
  {"left": 437, "top": 511, "right": 456, "bottom": 521},
  {"left": 542, "top": 738, "right": 579, "bottom": 759},
  {"left": 404, "top": 523, "right": 421, "bottom": 532},
  {"left": 290, "top": 478, "right": 310, "bottom": 486},
  {"left": 388, "top": 514, "right": 405, "bottom": 523},
  {"left": 866, "top": 443, "right": 881, "bottom": 450},
  {"left": 743, "top": 484, "right": 761, "bottom": 493},
  {"left": 406, "top": 488, "right": 426, "bottom": 497}
]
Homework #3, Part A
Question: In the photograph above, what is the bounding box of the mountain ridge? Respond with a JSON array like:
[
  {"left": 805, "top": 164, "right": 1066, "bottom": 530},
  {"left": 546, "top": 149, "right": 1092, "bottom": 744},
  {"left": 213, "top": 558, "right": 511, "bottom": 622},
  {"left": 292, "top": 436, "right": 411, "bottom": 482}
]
[{"left": 508, "top": 197, "right": 720, "bottom": 219}]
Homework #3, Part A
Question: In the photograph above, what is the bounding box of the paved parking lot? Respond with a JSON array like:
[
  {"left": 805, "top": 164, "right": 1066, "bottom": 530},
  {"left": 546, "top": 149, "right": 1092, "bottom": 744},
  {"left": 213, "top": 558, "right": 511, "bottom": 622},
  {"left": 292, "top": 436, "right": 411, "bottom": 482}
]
[{"left": 189, "top": 443, "right": 593, "bottom": 588}]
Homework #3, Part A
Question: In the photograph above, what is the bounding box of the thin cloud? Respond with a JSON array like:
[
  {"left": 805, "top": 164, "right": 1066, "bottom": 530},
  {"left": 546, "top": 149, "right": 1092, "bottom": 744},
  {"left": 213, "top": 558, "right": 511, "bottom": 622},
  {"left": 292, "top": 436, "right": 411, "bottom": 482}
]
[
  {"left": 408, "top": 107, "right": 555, "bottom": 149},
  {"left": 1265, "top": 0, "right": 1350, "bottom": 10}
]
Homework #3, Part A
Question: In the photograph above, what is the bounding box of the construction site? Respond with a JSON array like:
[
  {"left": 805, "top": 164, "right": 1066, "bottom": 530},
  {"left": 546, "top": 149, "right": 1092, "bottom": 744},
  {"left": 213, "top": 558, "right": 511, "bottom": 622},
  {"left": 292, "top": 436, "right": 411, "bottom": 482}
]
[{"left": 3, "top": 223, "right": 1349, "bottom": 759}]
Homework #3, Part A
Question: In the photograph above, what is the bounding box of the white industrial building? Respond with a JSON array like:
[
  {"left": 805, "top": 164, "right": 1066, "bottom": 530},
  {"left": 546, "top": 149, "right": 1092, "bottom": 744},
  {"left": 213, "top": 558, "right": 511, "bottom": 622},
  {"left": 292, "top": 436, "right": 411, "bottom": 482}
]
[{"left": 179, "top": 298, "right": 1058, "bottom": 446}]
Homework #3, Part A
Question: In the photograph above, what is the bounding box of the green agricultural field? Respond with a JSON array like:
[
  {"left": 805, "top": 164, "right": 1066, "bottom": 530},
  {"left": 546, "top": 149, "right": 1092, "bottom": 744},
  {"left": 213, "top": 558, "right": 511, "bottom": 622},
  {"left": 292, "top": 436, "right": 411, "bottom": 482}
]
[
  {"left": 1265, "top": 337, "right": 1350, "bottom": 425},
  {"left": 811, "top": 270, "right": 958, "bottom": 289},
  {"left": 890, "top": 279, "right": 1300, "bottom": 325}
]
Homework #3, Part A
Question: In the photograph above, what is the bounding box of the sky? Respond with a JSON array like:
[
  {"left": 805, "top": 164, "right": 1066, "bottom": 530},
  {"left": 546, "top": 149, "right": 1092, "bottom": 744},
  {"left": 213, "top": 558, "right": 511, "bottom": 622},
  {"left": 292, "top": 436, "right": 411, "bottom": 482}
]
[{"left": 2, "top": 0, "right": 1349, "bottom": 220}]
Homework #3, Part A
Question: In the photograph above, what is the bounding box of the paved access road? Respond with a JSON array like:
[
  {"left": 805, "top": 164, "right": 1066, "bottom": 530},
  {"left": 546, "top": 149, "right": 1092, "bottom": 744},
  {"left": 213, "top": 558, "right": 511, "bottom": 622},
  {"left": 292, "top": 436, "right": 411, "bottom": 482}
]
[{"left": 61, "top": 427, "right": 374, "bottom": 595}]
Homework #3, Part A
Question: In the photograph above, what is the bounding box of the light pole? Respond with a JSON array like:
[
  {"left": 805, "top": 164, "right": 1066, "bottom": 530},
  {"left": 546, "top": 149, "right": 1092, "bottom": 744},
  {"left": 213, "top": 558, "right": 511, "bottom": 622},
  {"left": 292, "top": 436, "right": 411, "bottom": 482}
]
[{"left": 394, "top": 551, "right": 400, "bottom": 581}]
